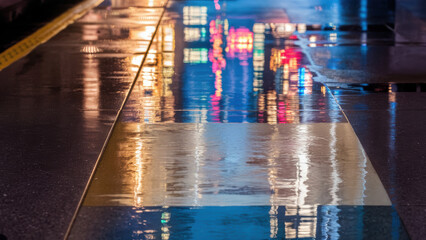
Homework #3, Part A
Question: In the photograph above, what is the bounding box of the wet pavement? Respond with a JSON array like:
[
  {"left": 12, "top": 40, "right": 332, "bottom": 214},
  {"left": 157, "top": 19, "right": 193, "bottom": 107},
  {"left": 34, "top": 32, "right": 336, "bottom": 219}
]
[
  {"left": 1, "top": 0, "right": 425, "bottom": 239},
  {"left": 0, "top": 1, "right": 165, "bottom": 239},
  {"left": 326, "top": 83, "right": 426, "bottom": 240},
  {"left": 69, "top": 0, "right": 407, "bottom": 239}
]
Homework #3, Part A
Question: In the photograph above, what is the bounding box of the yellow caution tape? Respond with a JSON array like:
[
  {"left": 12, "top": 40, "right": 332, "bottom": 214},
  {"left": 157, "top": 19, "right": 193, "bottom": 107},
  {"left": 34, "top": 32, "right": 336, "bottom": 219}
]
[{"left": 0, "top": 0, "right": 103, "bottom": 71}]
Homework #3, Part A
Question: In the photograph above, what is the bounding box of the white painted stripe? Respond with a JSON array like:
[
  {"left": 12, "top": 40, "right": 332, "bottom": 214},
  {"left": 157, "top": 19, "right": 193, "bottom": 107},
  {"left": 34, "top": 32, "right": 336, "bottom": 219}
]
[{"left": 83, "top": 123, "right": 391, "bottom": 207}]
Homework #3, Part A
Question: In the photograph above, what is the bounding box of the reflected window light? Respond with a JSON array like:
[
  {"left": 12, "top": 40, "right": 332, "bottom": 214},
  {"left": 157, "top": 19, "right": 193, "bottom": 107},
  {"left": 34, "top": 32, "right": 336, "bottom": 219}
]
[
  {"left": 183, "top": 6, "right": 208, "bottom": 25},
  {"left": 161, "top": 212, "right": 171, "bottom": 222},
  {"left": 184, "top": 27, "right": 207, "bottom": 42},
  {"left": 253, "top": 26, "right": 265, "bottom": 93},
  {"left": 131, "top": 55, "right": 144, "bottom": 72},
  {"left": 290, "top": 73, "right": 299, "bottom": 82},
  {"left": 130, "top": 27, "right": 156, "bottom": 41},
  {"left": 266, "top": 90, "right": 277, "bottom": 124},
  {"left": 82, "top": 58, "right": 100, "bottom": 129},
  {"left": 253, "top": 59, "right": 264, "bottom": 70},
  {"left": 303, "top": 74, "right": 313, "bottom": 95},
  {"left": 361, "top": 32, "right": 367, "bottom": 46},
  {"left": 285, "top": 23, "right": 295, "bottom": 32},
  {"left": 289, "top": 58, "right": 298, "bottom": 71},
  {"left": 147, "top": 25, "right": 157, "bottom": 32},
  {"left": 269, "top": 49, "right": 281, "bottom": 72},
  {"left": 284, "top": 206, "right": 317, "bottom": 239},
  {"left": 321, "top": 206, "right": 341, "bottom": 239},
  {"left": 272, "top": 23, "right": 295, "bottom": 38},
  {"left": 162, "top": 25, "right": 175, "bottom": 52},
  {"left": 360, "top": 0, "right": 368, "bottom": 31},
  {"left": 81, "top": 45, "right": 101, "bottom": 54},
  {"left": 144, "top": 233, "right": 155, "bottom": 240},
  {"left": 253, "top": 36, "right": 264, "bottom": 92},
  {"left": 163, "top": 52, "right": 174, "bottom": 67},
  {"left": 283, "top": 80, "right": 289, "bottom": 95},
  {"left": 388, "top": 83, "right": 396, "bottom": 103},
  {"left": 388, "top": 83, "right": 393, "bottom": 93},
  {"left": 132, "top": 42, "right": 149, "bottom": 54},
  {"left": 184, "top": 48, "right": 208, "bottom": 63},
  {"left": 325, "top": 23, "right": 337, "bottom": 31},
  {"left": 184, "top": 27, "right": 200, "bottom": 41},
  {"left": 321, "top": 86, "right": 327, "bottom": 96},
  {"left": 328, "top": 122, "right": 342, "bottom": 206},
  {"left": 254, "top": 35, "right": 265, "bottom": 43},
  {"left": 329, "top": 33, "right": 337, "bottom": 42},
  {"left": 143, "top": 77, "right": 155, "bottom": 87},
  {"left": 81, "top": 15, "right": 100, "bottom": 41},
  {"left": 161, "top": 233, "right": 170, "bottom": 240},
  {"left": 253, "top": 23, "right": 265, "bottom": 33},
  {"left": 163, "top": 60, "right": 173, "bottom": 67},
  {"left": 282, "top": 63, "right": 289, "bottom": 79},
  {"left": 224, "top": 19, "right": 229, "bottom": 35},
  {"left": 297, "top": 23, "right": 307, "bottom": 33},
  {"left": 165, "top": 34, "right": 173, "bottom": 43},
  {"left": 270, "top": 216, "right": 278, "bottom": 238},
  {"left": 146, "top": 53, "right": 157, "bottom": 65}
]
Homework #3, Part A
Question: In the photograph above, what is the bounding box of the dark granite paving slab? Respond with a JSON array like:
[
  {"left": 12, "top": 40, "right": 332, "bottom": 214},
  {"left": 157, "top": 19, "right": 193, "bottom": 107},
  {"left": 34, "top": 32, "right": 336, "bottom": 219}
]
[
  {"left": 397, "top": 205, "right": 426, "bottom": 240},
  {"left": 326, "top": 83, "right": 426, "bottom": 239},
  {"left": 342, "top": 109, "right": 426, "bottom": 205},
  {"left": 0, "top": 1, "right": 164, "bottom": 239}
]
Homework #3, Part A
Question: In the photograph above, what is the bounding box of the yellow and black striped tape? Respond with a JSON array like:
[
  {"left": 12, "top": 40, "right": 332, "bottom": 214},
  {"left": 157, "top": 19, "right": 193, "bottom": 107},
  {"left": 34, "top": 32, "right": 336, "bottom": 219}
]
[{"left": 0, "top": 0, "right": 102, "bottom": 71}]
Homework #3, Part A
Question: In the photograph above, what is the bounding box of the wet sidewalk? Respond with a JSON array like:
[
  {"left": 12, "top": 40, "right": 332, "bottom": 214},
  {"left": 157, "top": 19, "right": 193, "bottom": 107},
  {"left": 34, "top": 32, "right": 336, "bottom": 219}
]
[
  {"left": 1, "top": 0, "right": 425, "bottom": 239},
  {"left": 0, "top": 0, "right": 167, "bottom": 238},
  {"left": 68, "top": 0, "right": 407, "bottom": 239}
]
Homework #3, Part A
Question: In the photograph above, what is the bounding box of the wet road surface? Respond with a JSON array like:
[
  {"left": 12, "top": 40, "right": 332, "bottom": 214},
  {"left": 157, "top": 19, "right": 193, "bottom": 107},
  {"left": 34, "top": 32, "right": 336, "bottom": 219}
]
[{"left": 1, "top": 0, "right": 426, "bottom": 239}]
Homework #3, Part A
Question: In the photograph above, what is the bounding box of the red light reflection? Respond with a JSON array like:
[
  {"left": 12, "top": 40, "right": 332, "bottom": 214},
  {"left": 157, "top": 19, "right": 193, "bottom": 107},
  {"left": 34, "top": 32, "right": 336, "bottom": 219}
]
[{"left": 226, "top": 27, "right": 253, "bottom": 63}]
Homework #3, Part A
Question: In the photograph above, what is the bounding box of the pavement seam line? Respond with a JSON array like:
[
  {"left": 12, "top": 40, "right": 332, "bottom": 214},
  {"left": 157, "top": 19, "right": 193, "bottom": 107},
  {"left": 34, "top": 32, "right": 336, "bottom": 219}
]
[
  {"left": 63, "top": 2, "right": 169, "bottom": 239},
  {"left": 296, "top": 37, "right": 393, "bottom": 206},
  {"left": 323, "top": 82, "right": 413, "bottom": 238},
  {"left": 0, "top": 0, "right": 103, "bottom": 72}
]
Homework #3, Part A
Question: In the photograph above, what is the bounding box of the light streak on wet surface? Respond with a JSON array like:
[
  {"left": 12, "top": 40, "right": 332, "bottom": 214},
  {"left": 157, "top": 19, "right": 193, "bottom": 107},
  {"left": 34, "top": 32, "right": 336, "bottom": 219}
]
[
  {"left": 66, "top": 0, "right": 412, "bottom": 239},
  {"left": 82, "top": 123, "right": 388, "bottom": 207}
]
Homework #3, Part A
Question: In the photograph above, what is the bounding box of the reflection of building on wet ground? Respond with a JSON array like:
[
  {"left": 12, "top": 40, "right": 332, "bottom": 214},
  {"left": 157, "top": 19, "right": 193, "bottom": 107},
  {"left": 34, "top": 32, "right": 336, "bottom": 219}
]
[
  {"left": 168, "top": 4, "right": 339, "bottom": 124},
  {"left": 1, "top": 0, "right": 425, "bottom": 239},
  {"left": 74, "top": 2, "right": 392, "bottom": 239}
]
